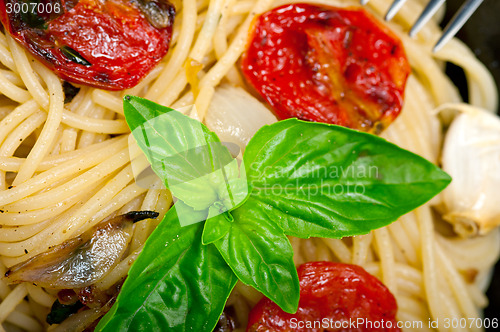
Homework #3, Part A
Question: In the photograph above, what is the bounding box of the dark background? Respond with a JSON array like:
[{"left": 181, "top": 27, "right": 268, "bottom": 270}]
[{"left": 443, "top": 0, "right": 500, "bottom": 323}]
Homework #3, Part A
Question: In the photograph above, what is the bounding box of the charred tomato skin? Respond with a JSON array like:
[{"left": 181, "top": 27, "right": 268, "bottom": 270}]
[
  {"left": 240, "top": 4, "right": 411, "bottom": 133},
  {"left": 0, "top": 0, "right": 175, "bottom": 90},
  {"left": 247, "top": 261, "right": 400, "bottom": 332}
]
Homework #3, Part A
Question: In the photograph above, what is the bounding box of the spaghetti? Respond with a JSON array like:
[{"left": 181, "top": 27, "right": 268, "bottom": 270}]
[{"left": 0, "top": 0, "right": 498, "bottom": 331}]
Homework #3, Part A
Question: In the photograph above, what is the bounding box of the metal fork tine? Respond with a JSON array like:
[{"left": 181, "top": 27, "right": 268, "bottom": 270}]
[
  {"left": 433, "top": 0, "right": 484, "bottom": 52},
  {"left": 409, "top": 0, "right": 445, "bottom": 37},
  {"left": 385, "top": 0, "right": 409, "bottom": 21},
  {"left": 360, "top": 0, "right": 484, "bottom": 52}
]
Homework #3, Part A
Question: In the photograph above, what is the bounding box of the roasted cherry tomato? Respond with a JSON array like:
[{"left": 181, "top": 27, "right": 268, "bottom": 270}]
[
  {"left": 247, "top": 261, "right": 400, "bottom": 332},
  {"left": 0, "top": 0, "right": 175, "bottom": 90},
  {"left": 240, "top": 4, "right": 410, "bottom": 133}
]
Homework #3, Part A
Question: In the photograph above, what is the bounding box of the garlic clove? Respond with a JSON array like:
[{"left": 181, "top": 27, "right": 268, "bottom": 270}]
[
  {"left": 205, "top": 85, "right": 277, "bottom": 151},
  {"left": 4, "top": 211, "right": 159, "bottom": 288},
  {"left": 441, "top": 104, "right": 500, "bottom": 237}
]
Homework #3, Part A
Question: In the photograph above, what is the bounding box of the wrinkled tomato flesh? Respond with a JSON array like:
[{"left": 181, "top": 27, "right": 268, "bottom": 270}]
[
  {"left": 240, "top": 4, "right": 411, "bottom": 133},
  {"left": 247, "top": 261, "right": 400, "bottom": 332},
  {"left": 0, "top": 0, "right": 174, "bottom": 90}
]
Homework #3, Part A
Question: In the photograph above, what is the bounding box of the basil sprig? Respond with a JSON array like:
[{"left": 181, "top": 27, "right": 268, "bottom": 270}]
[
  {"left": 97, "top": 201, "right": 237, "bottom": 331},
  {"left": 97, "top": 96, "right": 451, "bottom": 332}
]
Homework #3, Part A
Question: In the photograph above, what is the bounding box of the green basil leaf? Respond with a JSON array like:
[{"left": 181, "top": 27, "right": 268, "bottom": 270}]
[
  {"left": 216, "top": 173, "right": 250, "bottom": 212},
  {"left": 202, "top": 204, "right": 232, "bottom": 245},
  {"left": 243, "top": 119, "right": 451, "bottom": 238},
  {"left": 96, "top": 201, "right": 237, "bottom": 332},
  {"left": 124, "top": 96, "right": 234, "bottom": 210},
  {"left": 173, "top": 199, "right": 209, "bottom": 227},
  {"left": 214, "top": 203, "right": 299, "bottom": 313}
]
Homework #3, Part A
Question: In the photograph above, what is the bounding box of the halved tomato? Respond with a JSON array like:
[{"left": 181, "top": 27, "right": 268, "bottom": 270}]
[
  {"left": 247, "top": 261, "right": 400, "bottom": 332},
  {"left": 240, "top": 4, "right": 411, "bottom": 133},
  {"left": 0, "top": 0, "right": 175, "bottom": 90}
]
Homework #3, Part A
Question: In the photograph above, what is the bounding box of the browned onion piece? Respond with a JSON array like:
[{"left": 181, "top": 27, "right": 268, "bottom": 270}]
[{"left": 4, "top": 211, "right": 159, "bottom": 288}]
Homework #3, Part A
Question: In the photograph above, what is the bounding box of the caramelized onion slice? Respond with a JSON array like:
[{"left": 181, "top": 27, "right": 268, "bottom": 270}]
[{"left": 4, "top": 211, "right": 159, "bottom": 289}]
